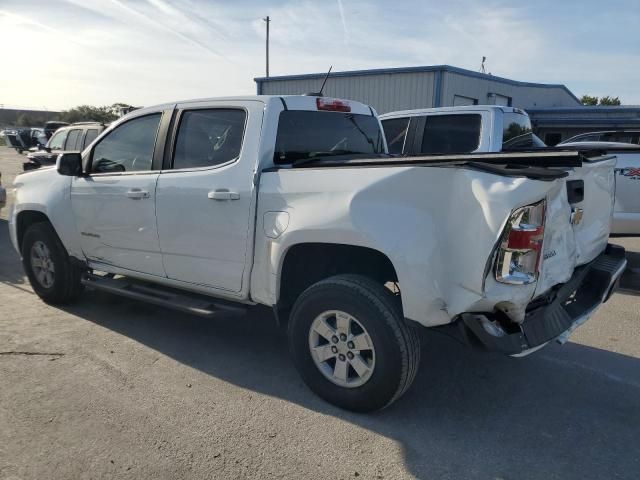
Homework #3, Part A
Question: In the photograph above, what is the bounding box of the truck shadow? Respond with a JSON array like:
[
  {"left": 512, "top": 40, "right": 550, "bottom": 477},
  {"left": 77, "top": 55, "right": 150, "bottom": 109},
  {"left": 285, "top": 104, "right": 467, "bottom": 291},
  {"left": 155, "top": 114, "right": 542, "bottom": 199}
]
[{"left": 64, "top": 290, "right": 640, "bottom": 480}]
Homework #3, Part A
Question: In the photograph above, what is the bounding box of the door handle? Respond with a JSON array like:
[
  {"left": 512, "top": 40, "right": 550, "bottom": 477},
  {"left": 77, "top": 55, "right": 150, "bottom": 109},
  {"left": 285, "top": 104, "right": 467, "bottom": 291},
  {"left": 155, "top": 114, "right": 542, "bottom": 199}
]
[
  {"left": 126, "top": 188, "right": 150, "bottom": 199},
  {"left": 208, "top": 189, "right": 240, "bottom": 201}
]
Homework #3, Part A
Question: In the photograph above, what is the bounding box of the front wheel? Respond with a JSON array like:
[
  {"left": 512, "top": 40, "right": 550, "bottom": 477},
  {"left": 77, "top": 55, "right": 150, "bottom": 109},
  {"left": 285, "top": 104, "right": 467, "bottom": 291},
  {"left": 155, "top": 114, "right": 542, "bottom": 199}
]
[
  {"left": 288, "top": 274, "right": 420, "bottom": 412},
  {"left": 22, "top": 222, "right": 83, "bottom": 304}
]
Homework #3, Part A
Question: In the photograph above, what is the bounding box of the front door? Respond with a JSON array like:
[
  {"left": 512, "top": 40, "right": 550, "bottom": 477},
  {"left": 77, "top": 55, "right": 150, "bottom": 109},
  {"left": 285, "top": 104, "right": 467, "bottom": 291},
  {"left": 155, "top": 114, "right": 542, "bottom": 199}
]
[
  {"left": 155, "top": 101, "right": 262, "bottom": 292},
  {"left": 71, "top": 112, "right": 166, "bottom": 277}
]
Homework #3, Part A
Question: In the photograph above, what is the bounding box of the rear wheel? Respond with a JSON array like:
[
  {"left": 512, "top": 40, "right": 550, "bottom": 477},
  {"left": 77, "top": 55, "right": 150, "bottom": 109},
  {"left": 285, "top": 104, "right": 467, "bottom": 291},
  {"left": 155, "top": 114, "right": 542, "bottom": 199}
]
[
  {"left": 22, "top": 222, "right": 83, "bottom": 304},
  {"left": 288, "top": 274, "right": 420, "bottom": 412}
]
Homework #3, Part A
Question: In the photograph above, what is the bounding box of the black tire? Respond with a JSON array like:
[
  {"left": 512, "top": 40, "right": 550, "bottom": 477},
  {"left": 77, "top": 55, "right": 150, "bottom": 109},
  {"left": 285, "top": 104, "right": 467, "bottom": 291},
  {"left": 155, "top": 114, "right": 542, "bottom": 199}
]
[
  {"left": 21, "top": 222, "right": 83, "bottom": 305},
  {"left": 288, "top": 274, "right": 420, "bottom": 412}
]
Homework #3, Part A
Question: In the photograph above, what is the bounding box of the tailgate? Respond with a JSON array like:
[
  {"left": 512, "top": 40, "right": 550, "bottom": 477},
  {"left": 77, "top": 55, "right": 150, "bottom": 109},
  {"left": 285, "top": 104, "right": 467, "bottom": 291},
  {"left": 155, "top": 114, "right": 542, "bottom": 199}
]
[{"left": 535, "top": 154, "right": 616, "bottom": 296}]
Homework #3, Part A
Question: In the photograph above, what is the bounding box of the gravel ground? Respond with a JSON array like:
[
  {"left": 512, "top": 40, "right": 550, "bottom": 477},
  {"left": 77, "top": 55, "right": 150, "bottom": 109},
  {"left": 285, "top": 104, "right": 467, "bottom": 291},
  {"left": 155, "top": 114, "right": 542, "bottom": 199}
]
[{"left": 1, "top": 146, "right": 639, "bottom": 479}]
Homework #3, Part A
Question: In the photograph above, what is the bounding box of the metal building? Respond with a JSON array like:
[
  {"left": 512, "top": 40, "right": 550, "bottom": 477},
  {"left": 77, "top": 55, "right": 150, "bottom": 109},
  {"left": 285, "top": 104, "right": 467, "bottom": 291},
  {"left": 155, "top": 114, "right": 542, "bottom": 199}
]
[
  {"left": 528, "top": 106, "right": 640, "bottom": 145},
  {"left": 254, "top": 64, "right": 581, "bottom": 114}
]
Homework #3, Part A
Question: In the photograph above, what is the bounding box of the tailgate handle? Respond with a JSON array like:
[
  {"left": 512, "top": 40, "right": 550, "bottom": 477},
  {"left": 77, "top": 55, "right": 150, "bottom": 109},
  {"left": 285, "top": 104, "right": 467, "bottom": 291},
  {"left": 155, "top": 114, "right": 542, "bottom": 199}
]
[{"left": 566, "top": 180, "right": 584, "bottom": 204}]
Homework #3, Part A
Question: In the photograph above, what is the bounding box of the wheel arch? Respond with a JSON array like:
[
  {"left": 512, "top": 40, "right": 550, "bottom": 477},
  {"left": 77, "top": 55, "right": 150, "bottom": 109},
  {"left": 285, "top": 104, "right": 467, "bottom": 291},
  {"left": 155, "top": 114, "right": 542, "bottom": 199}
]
[
  {"left": 16, "top": 209, "right": 52, "bottom": 251},
  {"left": 275, "top": 242, "right": 400, "bottom": 325}
]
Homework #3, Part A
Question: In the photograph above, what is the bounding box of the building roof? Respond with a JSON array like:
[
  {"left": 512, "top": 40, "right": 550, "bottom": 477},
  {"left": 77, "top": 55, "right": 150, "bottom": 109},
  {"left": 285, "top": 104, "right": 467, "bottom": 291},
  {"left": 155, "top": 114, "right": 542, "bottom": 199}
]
[
  {"left": 527, "top": 105, "right": 640, "bottom": 127},
  {"left": 254, "top": 64, "right": 581, "bottom": 103}
]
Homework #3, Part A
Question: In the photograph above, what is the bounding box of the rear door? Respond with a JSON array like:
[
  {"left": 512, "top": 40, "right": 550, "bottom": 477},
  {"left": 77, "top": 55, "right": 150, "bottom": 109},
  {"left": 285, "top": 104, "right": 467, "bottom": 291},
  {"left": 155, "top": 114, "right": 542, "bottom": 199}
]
[
  {"left": 155, "top": 100, "right": 263, "bottom": 293},
  {"left": 71, "top": 110, "right": 171, "bottom": 276}
]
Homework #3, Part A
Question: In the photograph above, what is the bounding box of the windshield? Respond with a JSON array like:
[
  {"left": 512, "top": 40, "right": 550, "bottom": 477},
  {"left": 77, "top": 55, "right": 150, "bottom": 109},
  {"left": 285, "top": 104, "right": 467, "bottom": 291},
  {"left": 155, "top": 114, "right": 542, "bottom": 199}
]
[
  {"left": 274, "top": 111, "right": 385, "bottom": 164},
  {"left": 502, "top": 112, "right": 546, "bottom": 150}
]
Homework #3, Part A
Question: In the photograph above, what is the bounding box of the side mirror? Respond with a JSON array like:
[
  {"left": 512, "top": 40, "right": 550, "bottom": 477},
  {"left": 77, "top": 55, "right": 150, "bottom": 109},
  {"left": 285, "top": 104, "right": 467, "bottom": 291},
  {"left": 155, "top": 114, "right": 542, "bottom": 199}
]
[{"left": 57, "top": 152, "right": 83, "bottom": 176}]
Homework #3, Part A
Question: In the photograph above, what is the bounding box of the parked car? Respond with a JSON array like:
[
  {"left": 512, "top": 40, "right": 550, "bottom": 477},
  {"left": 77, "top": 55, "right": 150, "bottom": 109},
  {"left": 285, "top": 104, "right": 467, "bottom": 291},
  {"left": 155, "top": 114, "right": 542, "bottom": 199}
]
[
  {"left": 24, "top": 122, "right": 106, "bottom": 171},
  {"left": 380, "top": 106, "right": 640, "bottom": 234},
  {"left": 44, "top": 121, "right": 69, "bottom": 140},
  {"left": 0, "top": 171, "right": 6, "bottom": 209},
  {"left": 3, "top": 128, "right": 45, "bottom": 153},
  {"left": 379, "top": 105, "right": 546, "bottom": 156},
  {"left": 560, "top": 141, "right": 640, "bottom": 234},
  {"left": 9, "top": 95, "right": 625, "bottom": 411},
  {"left": 561, "top": 130, "right": 640, "bottom": 146}
]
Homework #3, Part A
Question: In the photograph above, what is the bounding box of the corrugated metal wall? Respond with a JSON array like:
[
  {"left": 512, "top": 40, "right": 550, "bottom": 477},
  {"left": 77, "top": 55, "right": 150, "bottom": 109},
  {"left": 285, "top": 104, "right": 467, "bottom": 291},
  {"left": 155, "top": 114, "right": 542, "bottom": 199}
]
[
  {"left": 258, "top": 71, "right": 438, "bottom": 114},
  {"left": 441, "top": 72, "right": 577, "bottom": 108},
  {"left": 257, "top": 68, "right": 580, "bottom": 113}
]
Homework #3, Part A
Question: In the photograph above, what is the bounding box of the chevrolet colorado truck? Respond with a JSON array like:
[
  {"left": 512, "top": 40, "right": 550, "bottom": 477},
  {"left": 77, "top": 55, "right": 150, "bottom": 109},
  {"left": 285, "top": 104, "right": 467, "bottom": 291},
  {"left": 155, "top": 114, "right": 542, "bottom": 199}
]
[
  {"left": 9, "top": 96, "right": 626, "bottom": 411},
  {"left": 379, "top": 105, "right": 640, "bottom": 234}
]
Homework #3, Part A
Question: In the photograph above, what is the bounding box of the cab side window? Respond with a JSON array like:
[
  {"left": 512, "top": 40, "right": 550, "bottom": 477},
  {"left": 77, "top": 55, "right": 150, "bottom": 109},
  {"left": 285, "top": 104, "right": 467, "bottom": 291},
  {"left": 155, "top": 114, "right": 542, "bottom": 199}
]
[
  {"left": 382, "top": 118, "right": 410, "bottom": 155},
  {"left": 421, "top": 114, "right": 481, "bottom": 154},
  {"left": 91, "top": 114, "right": 161, "bottom": 173},
  {"left": 173, "top": 109, "right": 246, "bottom": 169},
  {"left": 48, "top": 130, "right": 68, "bottom": 150}
]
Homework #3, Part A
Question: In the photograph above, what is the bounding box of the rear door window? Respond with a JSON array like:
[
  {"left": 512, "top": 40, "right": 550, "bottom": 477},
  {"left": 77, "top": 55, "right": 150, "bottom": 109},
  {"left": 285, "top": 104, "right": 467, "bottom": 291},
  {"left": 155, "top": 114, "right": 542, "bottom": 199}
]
[
  {"left": 65, "top": 129, "right": 82, "bottom": 150},
  {"left": 83, "top": 128, "right": 99, "bottom": 149},
  {"left": 173, "top": 109, "right": 246, "bottom": 169},
  {"left": 420, "top": 114, "right": 481, "bottom": 154},
  {"left": 381, "top": 118, "right": 410, "bottom": 155}
]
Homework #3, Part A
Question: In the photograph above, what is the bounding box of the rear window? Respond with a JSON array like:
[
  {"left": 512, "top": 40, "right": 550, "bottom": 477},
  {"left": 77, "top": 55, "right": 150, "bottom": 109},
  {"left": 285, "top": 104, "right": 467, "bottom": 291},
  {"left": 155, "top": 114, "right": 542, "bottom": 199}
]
[
  {"left": 274, "top": 111, "right": 384, "bottom": 164},
  {"left": 420, "top": 114, "right": 481, "bottom": 154},
  {"left": 502, "top": 112, "right": 545, "bottom": 150}
]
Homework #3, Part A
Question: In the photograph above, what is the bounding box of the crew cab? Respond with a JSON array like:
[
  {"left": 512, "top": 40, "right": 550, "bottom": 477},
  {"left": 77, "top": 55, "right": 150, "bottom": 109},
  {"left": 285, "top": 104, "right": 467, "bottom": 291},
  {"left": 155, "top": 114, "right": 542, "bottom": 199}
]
[
  {"left": 9, "top": 96, "right": 626, "bottom": 411},
  {"left": 380, "top": 106, "right": 639, "bottom": 234}
]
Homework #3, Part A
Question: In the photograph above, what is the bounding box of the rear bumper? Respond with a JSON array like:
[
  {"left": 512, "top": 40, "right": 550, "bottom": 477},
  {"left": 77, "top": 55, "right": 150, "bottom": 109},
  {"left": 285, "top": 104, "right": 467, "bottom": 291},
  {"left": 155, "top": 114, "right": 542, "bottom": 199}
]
[{"left": 459, "top": 244, "right": 627, "bottom": 355}]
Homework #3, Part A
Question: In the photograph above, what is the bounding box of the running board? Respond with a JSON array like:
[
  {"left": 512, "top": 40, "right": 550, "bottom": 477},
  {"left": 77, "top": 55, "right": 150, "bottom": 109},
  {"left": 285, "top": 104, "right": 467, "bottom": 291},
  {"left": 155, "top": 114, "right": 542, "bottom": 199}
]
[{"left": 81, "top": 273, "right": 246, "bottom": 318}]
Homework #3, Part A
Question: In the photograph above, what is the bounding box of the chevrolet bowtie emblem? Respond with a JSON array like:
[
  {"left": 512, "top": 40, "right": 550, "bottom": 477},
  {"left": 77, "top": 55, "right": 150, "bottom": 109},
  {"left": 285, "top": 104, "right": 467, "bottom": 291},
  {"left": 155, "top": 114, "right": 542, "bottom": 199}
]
[{"left": 570, "top": 207, "right": 584, "bottom": 225}]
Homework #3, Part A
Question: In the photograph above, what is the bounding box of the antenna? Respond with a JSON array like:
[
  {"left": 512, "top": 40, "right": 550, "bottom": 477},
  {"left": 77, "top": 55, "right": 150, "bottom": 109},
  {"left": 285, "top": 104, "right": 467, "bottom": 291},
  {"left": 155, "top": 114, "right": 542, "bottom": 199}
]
[
  {"left": 305, "top": 66, "right": 333, "bottom": 96},
  {"left": 262, "top": 16, "right": 270, "bottom": 77},
  {"left": 318, "top": 66, "right": 333, "bottom": 96},
  {"left": 480, "top": 56, "right": 486, "bottom": 74}
]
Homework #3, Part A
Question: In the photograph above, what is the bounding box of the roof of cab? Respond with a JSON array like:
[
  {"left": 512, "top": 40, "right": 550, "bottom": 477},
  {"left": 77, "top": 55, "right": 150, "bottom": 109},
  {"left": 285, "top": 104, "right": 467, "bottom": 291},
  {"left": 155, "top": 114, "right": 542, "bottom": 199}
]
[
  {"left": 379, "top": 105, "right": 522, "bottom": 119},
  {"left": 124, "top": 95, "right": 376, "bottom": 120}
]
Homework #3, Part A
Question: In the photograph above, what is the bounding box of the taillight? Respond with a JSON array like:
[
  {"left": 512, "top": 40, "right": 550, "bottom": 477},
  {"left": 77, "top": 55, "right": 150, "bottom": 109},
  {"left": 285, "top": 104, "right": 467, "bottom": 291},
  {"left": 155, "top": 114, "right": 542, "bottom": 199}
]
[
  {"left": 316, "top": 97, "right": 351, "bottom": 112},
  {"left": 495, "top": 200, "right": 546, "bottom": 285}
]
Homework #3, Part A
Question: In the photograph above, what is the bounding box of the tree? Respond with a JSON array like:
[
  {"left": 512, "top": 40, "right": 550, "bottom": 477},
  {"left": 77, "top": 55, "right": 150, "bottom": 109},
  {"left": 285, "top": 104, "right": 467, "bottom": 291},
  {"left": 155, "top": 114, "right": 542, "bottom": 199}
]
[
  {"left": 16, "top": 113, "right": 33, "bottom": 127},
  {"left": 56, "top": 102, "right": 140, "bottom": 124},
  {"left": 57, "top": 105, "right": 117, "bottom": 123},
  {"left": 598, "top": 95, "right": 621, "bottom": 106},
  {"left": 580, "top": 94, "right": 622, "bottom": 106},
  {"left": 580, "top": 95, "right": 598, "bottom": 106}
]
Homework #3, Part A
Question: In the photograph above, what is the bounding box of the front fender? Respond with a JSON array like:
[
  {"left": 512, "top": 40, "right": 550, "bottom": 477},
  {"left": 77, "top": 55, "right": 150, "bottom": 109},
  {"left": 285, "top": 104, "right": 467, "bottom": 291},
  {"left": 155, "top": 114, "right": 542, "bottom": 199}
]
[{"left": 12, "top": 169, "right": 81, "bottom": 258}]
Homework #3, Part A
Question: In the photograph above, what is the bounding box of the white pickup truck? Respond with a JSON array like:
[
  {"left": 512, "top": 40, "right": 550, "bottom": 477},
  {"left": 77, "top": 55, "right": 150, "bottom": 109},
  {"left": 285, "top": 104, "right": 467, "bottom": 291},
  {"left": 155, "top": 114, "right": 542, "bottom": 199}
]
[
  {"left": 9, "top": 96, "right": 626, "bottom": 411},
  {"left": 380, "top": 105, "right": 640, "bottom": 234}
]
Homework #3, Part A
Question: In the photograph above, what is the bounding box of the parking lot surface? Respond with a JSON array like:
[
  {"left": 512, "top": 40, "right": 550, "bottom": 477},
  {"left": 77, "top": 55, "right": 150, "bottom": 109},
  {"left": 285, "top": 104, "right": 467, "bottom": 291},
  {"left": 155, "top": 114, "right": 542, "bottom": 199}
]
[{"left": 1, "top": 146, "right": 639, "bottom": 479}]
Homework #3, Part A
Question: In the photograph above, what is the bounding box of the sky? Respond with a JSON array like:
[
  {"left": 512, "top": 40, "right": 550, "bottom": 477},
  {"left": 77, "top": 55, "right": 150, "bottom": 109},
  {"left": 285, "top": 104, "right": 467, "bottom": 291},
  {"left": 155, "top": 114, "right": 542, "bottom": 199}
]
[{"left": 0, "top": 0, "right": 639, "bottom": 111}]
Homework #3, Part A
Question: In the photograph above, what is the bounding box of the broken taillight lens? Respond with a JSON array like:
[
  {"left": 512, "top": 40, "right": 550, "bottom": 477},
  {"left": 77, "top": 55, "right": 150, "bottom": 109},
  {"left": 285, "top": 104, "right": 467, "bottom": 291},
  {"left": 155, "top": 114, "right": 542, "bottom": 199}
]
[{"left": 495, "top": 200, "right": 546, "bottom": 285}]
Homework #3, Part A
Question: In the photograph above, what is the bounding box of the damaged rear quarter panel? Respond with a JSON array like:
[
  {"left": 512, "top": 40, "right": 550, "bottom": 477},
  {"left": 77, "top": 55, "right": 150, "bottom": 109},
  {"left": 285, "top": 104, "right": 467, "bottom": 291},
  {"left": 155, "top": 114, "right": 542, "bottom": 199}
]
[{"left": 256, "top": 165, "right": 563, "bottom": 327}]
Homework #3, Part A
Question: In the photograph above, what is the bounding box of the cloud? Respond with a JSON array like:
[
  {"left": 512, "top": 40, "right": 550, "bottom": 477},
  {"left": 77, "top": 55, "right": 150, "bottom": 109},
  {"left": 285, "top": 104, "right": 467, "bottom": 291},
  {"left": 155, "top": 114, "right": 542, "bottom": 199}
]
[{"left": 0, "top": 0, "right": 638, "bottom": 109}]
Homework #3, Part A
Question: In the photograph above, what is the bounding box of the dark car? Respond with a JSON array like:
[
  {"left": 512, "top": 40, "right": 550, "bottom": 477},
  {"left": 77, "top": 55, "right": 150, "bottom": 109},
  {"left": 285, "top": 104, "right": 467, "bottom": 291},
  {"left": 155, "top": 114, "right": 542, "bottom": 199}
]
[
  {"left": 560, "top": 130, "right": 640, "bottom": 146},
  {"left": 24, "top": 122, "right": 106, "bottom": 171},
  {"left": 44, "top": 121, "right": 70, "bottom": 140}
]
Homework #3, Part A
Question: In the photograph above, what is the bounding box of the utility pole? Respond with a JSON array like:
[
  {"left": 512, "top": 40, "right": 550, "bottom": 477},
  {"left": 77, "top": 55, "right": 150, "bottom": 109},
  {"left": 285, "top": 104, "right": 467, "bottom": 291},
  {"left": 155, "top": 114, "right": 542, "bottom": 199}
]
[{"left": 263, "top": 16, "right": 270, "bottom": 77}]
